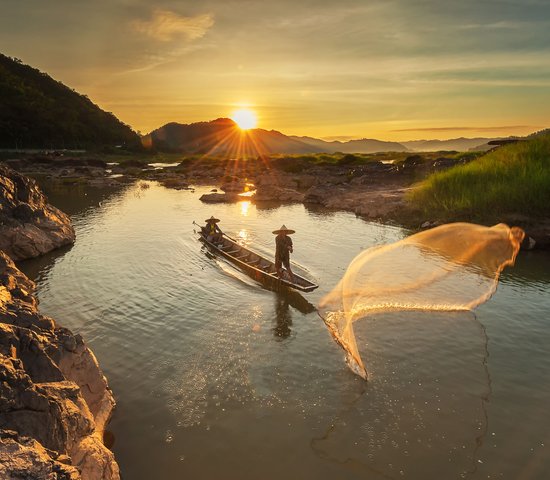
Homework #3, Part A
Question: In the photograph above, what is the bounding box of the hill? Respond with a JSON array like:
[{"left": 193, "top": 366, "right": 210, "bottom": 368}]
[
  {"left": 0, "top": 53, "right": 140, "bottom": 150},
  {"left": 290, "top": 135, "right": 409, "bottom": 153},
  {"left": 143, "top": 119, "right": 319, "bottom": 155},
  {"left": 401, "top": 137, "right": 502, "bottom": 152}
]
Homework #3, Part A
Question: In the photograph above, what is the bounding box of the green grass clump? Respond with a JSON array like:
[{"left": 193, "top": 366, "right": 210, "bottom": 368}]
[{"left": 408, "top": 133, "right": 550, "bottom": 220}]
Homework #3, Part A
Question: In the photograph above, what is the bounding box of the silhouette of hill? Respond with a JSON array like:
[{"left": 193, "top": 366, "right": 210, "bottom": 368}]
[
  {"left": 291, "top": 135, "right": 409, "bottom": 153},
  {"left": 144, "top": 119, "right": 319, "bottom": 155},
  {"left": 0, "top": 53, "right": 140, "bottom": 149},
  {"left": 400, "top": 137, "right": 503, "bottom": 152}
]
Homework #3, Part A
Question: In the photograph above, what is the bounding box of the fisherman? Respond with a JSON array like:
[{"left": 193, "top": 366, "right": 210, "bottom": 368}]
[
  {"left": 273, "top": 225, "right": 295, "bottom": 281},
  {"left": 203, "top": 216, "right": 223, "bottom": 242}
]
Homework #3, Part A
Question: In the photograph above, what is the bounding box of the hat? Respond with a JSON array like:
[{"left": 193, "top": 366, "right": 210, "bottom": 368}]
[
  {"left": 272, "top": 224, "right": 295, "bottom": 234},
  {"left": 205, "top": 216, "right": 220, "bottom": 223}
]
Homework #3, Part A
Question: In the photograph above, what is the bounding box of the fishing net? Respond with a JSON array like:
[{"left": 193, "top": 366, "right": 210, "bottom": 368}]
[{"left": 319, "top": 222, "right": 524, "bottom": 379}]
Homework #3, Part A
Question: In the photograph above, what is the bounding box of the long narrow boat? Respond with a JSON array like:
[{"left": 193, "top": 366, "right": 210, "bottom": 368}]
[{"left": 198, "top": 231, "right": 319, "bottom": 293}]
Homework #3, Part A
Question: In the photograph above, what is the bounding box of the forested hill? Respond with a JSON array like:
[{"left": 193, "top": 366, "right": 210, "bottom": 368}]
[{"left": 0, "top": 53, "right": 140, "bottom": 150}]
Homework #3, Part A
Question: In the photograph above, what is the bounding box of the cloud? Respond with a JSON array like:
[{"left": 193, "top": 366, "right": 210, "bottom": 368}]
[{"left": 132, "top": 9, "right": 213, "bottom": 42}]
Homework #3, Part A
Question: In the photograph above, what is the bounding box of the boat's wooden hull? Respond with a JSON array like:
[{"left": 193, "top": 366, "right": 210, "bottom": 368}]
[{"left": 198, "top": 232, "right": 318, "bottom": 293}]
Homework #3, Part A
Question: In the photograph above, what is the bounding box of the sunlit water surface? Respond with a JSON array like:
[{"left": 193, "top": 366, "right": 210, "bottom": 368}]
[{"left": 18, "top": 182, "right": 550, "bottom": 480}]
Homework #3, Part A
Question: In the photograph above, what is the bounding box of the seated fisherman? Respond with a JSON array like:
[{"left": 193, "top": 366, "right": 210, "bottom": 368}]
[{"left": 203, "top": 216, "right": 223, "bottom": 242}]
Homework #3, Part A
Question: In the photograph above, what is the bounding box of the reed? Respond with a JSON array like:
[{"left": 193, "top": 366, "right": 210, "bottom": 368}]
[{"left": 408, "top": 133, "right": 550, "bottom": 220}]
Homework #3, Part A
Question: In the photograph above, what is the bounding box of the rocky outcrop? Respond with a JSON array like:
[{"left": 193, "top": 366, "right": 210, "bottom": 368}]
[
  {"left": 0, "top": 430, "right": 81, "bottom": 479},
  {"left": 0, "top": 165, "right": 76, "bottom": 260},
  {"left": 199, "top": 192, "right": 241, "bottom": 203},
  {"left": 253, "top": 174, "right": 304, "bottom": 203},
  {"left": 0, "top": 251, "right": 119, "bottom": 479}
]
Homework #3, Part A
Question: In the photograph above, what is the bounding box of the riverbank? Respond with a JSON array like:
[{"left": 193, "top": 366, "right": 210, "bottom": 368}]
[
  {"left": 0, "top": 252, "right": 119, "bottom": 479},
  {"left": 1, "top": 141, "right": 549, "bottom": 249},
  {"left": 0, "top": 166, "right": 119, "bottom": 479}
]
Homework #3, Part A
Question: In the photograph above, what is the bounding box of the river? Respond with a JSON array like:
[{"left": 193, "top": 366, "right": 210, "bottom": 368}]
[{"left": 18, "top": 181, "right": 550, "bottom": 480}]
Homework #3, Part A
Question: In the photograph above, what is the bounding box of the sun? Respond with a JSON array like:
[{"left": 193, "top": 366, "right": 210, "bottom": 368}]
[{"left": 231, "top": 108, "right": 257, "bottom": 130}]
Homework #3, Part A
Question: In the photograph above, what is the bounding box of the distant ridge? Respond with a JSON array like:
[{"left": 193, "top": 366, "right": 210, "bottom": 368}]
[
  {"left": 401, "top": 137, "right": 505, "bottom": 152},
  {"left": 291, "top": 135, "right": 409, "bottom": 153},
  {"left": 145, "top": 119, "right": 512, "bottom": 155},
  {"left": 143, "top": 119, "right": 320, "bottom": 155},
  {"left": 0, "top": 53, "right": 140, "bottom": 149},
  {"left": 144, "top": 122, "right": 414, "bottom": 155}
]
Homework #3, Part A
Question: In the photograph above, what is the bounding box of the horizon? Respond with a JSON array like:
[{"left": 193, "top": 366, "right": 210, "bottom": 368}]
[
  {"left": 1, "top": 0, "right": 549, "bottom": 141},
  {"left": 149, "top": 115, "right": 537, "bottom": 143}
]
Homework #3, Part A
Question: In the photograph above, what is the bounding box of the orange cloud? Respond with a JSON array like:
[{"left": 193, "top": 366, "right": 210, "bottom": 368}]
[{"left": 132, "top": 10, "right": 214, "bottom": 42}]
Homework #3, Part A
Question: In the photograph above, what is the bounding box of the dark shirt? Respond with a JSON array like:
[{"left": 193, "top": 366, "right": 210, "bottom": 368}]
[{"left": 275, "top": 234, "right": 293, "bottom": 261}]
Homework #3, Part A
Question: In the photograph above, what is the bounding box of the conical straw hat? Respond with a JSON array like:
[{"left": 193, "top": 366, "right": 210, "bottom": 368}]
[
  {"left": 272, "top": 224, "right": 295, "bottom": 234},
  {"left": 205, "top": 215, "right": 220, "bottom": 223}
]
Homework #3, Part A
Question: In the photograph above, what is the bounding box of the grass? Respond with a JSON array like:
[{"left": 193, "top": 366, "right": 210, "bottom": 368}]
[{"left": 408, "top": 133, "right": 550, "bottom": 221}]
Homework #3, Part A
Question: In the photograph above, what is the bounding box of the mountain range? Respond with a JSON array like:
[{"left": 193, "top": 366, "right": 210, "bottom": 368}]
[
  {"left": 0, "top": 52, "right": 521, "bottom": 154},
  {"left": 145, "top": 120, "right": 504, "bottom": 155}
]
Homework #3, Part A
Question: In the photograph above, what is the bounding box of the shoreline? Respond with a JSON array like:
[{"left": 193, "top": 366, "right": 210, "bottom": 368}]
[
  {"left": 2, "top": 151, "right": 548, "bottom": 250},
  {"left": 0, "top": 251, "right": 119, "bottom": 479},
  {"left": 0, "top": 165, "right": 119, "bottom": 479}
]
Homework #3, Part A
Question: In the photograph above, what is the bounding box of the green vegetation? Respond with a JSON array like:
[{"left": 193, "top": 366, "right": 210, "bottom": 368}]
[
  {"left": 0, "top": 54, "right": 141, "bottom": 150},
  {"left": 408, "top": 133, "right": 550, "bottom": 220}
]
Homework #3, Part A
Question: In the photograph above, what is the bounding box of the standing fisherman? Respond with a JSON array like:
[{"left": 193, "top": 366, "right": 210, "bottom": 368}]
[{"left": 273, "top": 225, "right": 295, "bottom": 281}]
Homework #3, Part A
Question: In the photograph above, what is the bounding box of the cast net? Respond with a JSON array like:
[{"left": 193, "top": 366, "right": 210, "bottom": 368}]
[{"left": 319, "top": 222, "right": 524, "bottom": 379}]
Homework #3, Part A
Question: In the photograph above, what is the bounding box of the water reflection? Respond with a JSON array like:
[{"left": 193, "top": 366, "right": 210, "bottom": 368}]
[
  {"left": 500, "top": 250, "right": 550, "bottom": 286},
  {"left": 239, "top": 200, "right": 251, "bottom": 216},
  {"left": 312, "top": 310, "right": 491, "bottom": 479},
  {"left": 17, "top": 244, "right": 73, "bottom": 283},
  {"left": 273, "top": 295, "right": 292, "bottom": 339},
  {"left": 40, "top": 181, "right": 126, "bottom": 216}
]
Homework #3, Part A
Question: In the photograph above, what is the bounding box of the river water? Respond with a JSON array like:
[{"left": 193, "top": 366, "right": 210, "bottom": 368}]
[{"left": 18, "top": 181, "right": 550, "bottom": 480}]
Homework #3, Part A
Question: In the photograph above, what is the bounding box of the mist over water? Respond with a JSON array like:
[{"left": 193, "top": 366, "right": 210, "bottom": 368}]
[{"left": 18, "top": 182, "right": 550, "bottom": 479}]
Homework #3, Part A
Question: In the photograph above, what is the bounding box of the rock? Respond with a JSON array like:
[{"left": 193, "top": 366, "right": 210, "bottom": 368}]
[
  {"left": 523, "top": 236, "right": 537, "bottom": 250},
  {"left": 220, "top": 180, "right": 247, "bottom": 193},
  {"left": 363, "top": 161, "right": 395, "bottom": 174},
  {"left": 0, "top": 251, "right": 119, "bottom": 479},
  {"left": 199, "top": 192, "right": 240, "bottom": 203},
  {"left": 0, "top": 165, "right": 76, "bottom": 261},
  {"left": 118, "top": 159, "right": 145, "bottom": 169},
  {"left": 159, "top": 177, "right": 190, "bottom": 190},
  {"left": 0, "top": 430, "right": 81, "bottom": 480},
  {"left": 295, "top": 175, "right": 317, "bottom": 190},
  {"left": 255, "top": 186, "right": 304, "bottom": 203},
  {"left": 304, "top": 185, "right": 332, "bottom": 205},
  {"left": 403, "top": 155, "right": 424, "bottom": 167},
  {"left": 255, "top": 174, "right": 279, "bottom": 187}
]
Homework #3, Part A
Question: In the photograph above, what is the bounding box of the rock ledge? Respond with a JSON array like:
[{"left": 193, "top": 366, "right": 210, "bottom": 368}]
[{"left": 0, "top": 251, "right": 119, "bottom": 480}]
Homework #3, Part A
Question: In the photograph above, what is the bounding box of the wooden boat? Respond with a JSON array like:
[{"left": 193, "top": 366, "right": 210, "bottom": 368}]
[{"left": 198, "top": 230, "right": 319, "bottom": 293}]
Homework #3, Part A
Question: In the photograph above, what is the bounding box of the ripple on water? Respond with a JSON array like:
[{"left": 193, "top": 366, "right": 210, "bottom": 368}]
[{"left": 19, "top": 183, "right": 550, "bottom": 480}]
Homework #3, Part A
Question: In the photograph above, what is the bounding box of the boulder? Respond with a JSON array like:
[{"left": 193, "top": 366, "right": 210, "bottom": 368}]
[
  {"left": 0, "top": 165, "right": 75, "bottom": 261},
  {"left": 0, "top": 251, "right": 119, "bottom": 479},
  {"left": 199, "top": 192, "right": 240, "bottom": 203},
  {"left": 0, "top": 430, "right": 81, "bottom": 480},
  {"left": 304, "top": 185, "right": 333, "bottom": 206},
  {"left": 255, "top": 186, "right": 304, "bottom": 203}
]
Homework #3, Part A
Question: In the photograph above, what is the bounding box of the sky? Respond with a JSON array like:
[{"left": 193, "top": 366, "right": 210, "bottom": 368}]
[{"left": 1, "top": 0, "right": 549, "bottom": 140}]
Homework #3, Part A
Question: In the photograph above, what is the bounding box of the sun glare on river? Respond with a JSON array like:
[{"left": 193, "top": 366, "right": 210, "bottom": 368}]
[{"left": 231, "top": 108, "right": 257, "bottom": 130}]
